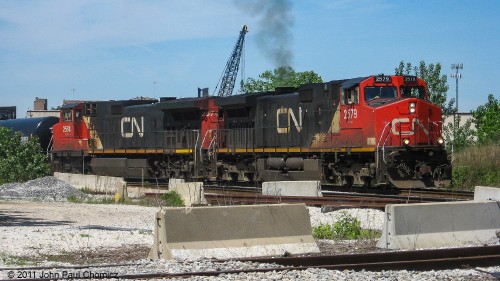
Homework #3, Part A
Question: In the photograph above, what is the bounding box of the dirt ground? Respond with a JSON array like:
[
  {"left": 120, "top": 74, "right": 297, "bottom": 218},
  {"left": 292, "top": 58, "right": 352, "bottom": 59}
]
[{"left": 0, "top": 200, "right": 380, "bottom": 266}]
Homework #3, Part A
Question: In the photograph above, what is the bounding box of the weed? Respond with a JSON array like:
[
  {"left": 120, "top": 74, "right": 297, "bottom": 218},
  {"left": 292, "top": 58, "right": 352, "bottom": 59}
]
[
  {"left": 313, "top": 224, "right": 336, "bottom": 239},
  {"left": 79, "top": 233, "right": 90, "bottom": 238},
  {"left": 312, "top": 211, "right": 380, "bottom": 240},
  {"left": 1, "top": 255, "right": 33, "bottom": 266},
  {"left": 452, "top": 143, "right": 500, "bottom": 189},
  {"left": 67, "top": 195, "right": 83, "bottom": 203},
  {"left": 161, "top": 190, "right": 185, "bottom": 207}
]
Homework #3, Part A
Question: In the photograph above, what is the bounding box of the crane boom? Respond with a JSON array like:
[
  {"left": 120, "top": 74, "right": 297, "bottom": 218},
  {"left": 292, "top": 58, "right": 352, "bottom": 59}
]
[{"left": 216, "top": 25, "right": 248, "bottom": 97}]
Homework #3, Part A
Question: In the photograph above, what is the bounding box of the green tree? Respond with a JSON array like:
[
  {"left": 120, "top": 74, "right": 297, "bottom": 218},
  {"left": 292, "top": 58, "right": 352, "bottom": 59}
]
[
  {"left": 442, "top": 115, "right": 476, "bottom": 152},
  {"left": 472, "top": 94, "right": 500, "bottom": 144},
  {"left": 0, "top": 127, "right": 51, "bottom": 184},
  {"left": 395, "top": 60, "right": 451, "bottom": 116},
  {"left": 240, "top": 66, "right": 323, "bottom": 93}
]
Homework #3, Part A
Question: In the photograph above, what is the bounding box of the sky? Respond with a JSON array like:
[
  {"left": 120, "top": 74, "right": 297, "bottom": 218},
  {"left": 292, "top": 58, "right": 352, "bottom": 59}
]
[{"left": 0, "top": 0, "right": 498, "bottom": 117}]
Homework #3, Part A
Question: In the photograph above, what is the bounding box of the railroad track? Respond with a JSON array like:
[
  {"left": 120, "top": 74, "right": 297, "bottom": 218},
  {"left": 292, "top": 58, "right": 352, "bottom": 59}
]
[
  {"left": 203, "top": 192, "right": 451, "bottom": 209},
  {"left": 130, "top": 180, "right": 473, "bottom": 208},
  {"left": 127, "top": 180, "right": 473, "bottom": 200},
  {"left": 3, "top": 245, "right": 499, "bottom": 280},
  {"left": 205, "top": 184, "right": 473, "bottom": 201},
  {"left": 397, "top": 188, "right": 474, "bottom": 200}
]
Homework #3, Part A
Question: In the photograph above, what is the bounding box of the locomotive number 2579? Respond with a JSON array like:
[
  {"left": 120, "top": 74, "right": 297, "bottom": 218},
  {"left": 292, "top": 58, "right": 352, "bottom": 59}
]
[{"left": 343, "top": 108, "right": 358, "bottom": 119}]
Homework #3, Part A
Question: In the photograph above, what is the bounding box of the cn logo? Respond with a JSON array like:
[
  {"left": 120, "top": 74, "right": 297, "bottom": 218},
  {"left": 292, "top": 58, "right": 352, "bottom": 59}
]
[
  {"left": 276, "top": 107, "right": 302, "bottom": 134},
  {"left": 121, "top": 117, "right": 144, "bottom": 138},
  {"left": 391, "top": 118, "right": 429, "bottom": 136}
]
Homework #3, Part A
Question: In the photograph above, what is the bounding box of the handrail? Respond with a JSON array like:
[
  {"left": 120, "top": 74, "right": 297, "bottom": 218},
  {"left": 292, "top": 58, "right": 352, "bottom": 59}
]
[
  {"left": 377, "top": 122, "right": 395, "bottom": 164},
  {"left": 377, "top": 122, "right": 392, "bottom": 148}
]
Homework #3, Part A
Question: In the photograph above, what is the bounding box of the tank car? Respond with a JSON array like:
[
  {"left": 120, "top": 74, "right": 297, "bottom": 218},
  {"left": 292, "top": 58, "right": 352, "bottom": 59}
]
[
  {"left": 51, "top": 75, "right": 451, "bottom": 188},
  {"left": 0, "top": 116, "right": 59, "bottom": 152}
]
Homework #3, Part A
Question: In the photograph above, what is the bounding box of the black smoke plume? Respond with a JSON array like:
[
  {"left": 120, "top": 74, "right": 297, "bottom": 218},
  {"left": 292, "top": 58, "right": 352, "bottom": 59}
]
[{"left": 234, "top": 0, "right": 294, "bottom": 67}]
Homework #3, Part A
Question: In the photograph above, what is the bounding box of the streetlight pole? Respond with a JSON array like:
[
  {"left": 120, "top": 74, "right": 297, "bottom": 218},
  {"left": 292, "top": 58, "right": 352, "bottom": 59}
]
[{"left": 450, "top": 63, "right": 463, "bottom": 158}]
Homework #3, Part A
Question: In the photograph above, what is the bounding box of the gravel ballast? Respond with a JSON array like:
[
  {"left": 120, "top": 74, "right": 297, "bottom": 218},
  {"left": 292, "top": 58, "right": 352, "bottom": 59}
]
[
  {"left": 0, "top": 176, "right": 86, "bottom": 201},
  {"left": 1, "top": 178, "right": 499, "bottom": 280}
]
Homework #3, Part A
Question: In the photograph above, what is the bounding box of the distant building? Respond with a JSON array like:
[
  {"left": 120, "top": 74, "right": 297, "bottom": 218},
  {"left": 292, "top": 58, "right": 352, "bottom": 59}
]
[
  {"left": 26, "top": 97, "right": 59, "bottom": 118},
  {"left": 443, "top": 113, "right": 475, "bottom": 130},
  {"left": 34, "top": 97, "right": 47, "bottom": 110},
  {"left": 443, "top": 112, "right": 477, "bottom": 141},
  {"left": 0, "top": 106, "right": 16, "bottom": 120}
]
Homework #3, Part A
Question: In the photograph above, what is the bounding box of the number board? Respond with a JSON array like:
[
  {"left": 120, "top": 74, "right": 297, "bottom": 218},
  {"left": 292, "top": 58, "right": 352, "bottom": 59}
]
[
  {"left": 374, "top": 76, "right": 391, "bottom": 83},
  {"left": 404, "top": 76, "right": 417, "bottom": 83}
]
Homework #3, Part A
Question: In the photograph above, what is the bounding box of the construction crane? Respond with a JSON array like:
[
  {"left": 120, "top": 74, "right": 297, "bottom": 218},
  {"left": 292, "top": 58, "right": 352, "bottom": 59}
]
[{"left": 215, "top": 25, "right": 248, "bottom": 97}]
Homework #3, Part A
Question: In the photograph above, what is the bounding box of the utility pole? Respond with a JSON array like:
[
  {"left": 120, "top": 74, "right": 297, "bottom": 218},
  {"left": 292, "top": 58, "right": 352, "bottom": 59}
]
[{"left": 450, "top": 63, "right": 463, "bottom": 158}]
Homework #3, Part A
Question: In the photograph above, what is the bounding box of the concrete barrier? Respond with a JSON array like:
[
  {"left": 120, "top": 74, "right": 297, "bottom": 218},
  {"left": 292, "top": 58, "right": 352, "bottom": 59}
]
[
  {"left": 168, "top": 180, "right": 207, "bottom": 206},
  {"left": 377, "top": 201, "right": 500, "bottom": 250},
  {"left": 262, "top": 181, "right": 322, "bottom": 197},
  {"left": 474, "top": 186, "right": 500, "bottom": 201},
  {"left": 149, "top": 204, "right": 319, "bottom": 260},
  {"left": 54, "top": 172, "right": 127, "bottom": 198},
  {"left": 168, "top": 178, "right": 186, "bottom": 189}
]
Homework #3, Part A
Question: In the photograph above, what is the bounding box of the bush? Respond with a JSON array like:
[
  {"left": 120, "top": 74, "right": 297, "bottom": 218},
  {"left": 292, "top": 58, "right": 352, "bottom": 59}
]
[
  {"left": 0, "top": 127, "right": 50, "bottom": 184},
  {"left": 452, "top": 143, "right": 500, "bottom": 189},
  {"left": 312, "top": 211, "right": 379, "bottom": 240},
  {"left": 313, "top": 224, "right": 337, "bottom": 239},
  {"left": 332, "top": 211, "right": 362, "bottom": 239},
  {"left": 161, "top": 190, "right": 185, "bottom": 207}
]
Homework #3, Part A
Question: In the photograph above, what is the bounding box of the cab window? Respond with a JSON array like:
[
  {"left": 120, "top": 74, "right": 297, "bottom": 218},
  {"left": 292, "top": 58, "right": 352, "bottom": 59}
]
[
  {"left": 75, "top": 110, "right": 82, "bottom": 122},
  {"left": 401, "top": 86, "right": 427, "bottom": 100},
  {"left": 62, "top": 110, "right": 72, "bottom": 122},
  {"left": 364, "top": 86, "right": 397, "bottom": 102},
  {"left": 342, "top": 87, "right": 359, "bottom": 105}
]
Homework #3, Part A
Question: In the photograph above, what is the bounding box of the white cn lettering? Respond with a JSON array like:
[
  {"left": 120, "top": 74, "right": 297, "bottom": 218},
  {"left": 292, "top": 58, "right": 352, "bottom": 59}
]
[
  {"left": 391, "top": 118, "right": 430, "bottom": 136},
  {"left": 276, "top": 107, "right": 302, "bottom": 134},
  {"left": 391, "top": 117, "right": 413, "bottom": 135},
  {"left": 121, "top": 116, "right": 144, "bottom": 138}
]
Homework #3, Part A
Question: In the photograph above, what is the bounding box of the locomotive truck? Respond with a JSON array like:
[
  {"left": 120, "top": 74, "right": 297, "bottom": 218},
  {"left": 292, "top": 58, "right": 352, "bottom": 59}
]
[{"left": 51, "top": 75, "right": 451, "bottom": 188}]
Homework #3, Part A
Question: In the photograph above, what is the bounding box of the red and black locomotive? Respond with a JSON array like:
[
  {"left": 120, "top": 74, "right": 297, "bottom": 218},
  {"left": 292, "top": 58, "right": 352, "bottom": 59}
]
[{"left": 51, "top": 75, "right": 451, "bottom": 188}]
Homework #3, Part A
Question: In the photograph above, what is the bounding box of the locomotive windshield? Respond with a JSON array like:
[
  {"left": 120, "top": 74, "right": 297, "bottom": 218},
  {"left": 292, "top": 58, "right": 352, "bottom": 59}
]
[
  {"left": 62, "top": 110, "right": 72, "bottom": 122},
  {"left": 401, "top": 86, "right": 427, "bottom": 100},
  {"left": 364, "top": 86, "right": 397, "bottom": 102}
]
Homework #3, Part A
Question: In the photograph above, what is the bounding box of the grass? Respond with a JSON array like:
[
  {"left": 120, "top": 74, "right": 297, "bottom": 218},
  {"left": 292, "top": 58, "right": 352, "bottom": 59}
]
[
  {"left": 0, "top": 252, "right": 33, "bottom": 266},
  {"left": 67, "top": 195, "right": 126, "bottom": 205},
  {"left": 67, "top": 192, "right": 182, "bottom": 207},
  {"left": 312, "top": 211, "right": 381, "bottom": 240},
  {"left": 452, "top": 143, "right": 500, "bottom": 190},
  {"left": 161, "top": 190, "right": 185, "bottom": 207}
]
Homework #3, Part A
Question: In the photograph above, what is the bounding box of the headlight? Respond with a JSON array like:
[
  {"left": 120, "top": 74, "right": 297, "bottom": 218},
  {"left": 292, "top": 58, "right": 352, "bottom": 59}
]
[
  {"left": 403, "top": 138, "right": 410, "bottom": 146},
  {"left": 437, "top": 137, "right": 444, "bottom": 145},
  {"left": 409, "top": 102, "right": 416, "bottom": 113}
]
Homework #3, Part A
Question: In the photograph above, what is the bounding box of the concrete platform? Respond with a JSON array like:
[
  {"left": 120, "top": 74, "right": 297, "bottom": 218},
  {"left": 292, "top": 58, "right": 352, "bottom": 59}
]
[
  {"left": 149, "top": 204, "right": 319, "bottom": 260},
  {"left": 262, "top": 181, "right": 322, "bottom": 197},
  {"left": 377, "top": 201, "right": 500, "bottom": 250}
]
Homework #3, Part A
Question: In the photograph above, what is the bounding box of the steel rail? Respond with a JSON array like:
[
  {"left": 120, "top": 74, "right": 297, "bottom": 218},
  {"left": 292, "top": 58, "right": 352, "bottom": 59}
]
[
  {"left": 203, "top": 192, "right": 444, "bottom": 208},
  {"left": 5, "top": 246, "right": 500, "bottom": 280}
]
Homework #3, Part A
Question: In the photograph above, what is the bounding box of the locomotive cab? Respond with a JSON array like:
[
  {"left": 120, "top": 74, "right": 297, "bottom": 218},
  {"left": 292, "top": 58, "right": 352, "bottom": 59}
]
[
  {"left": 359, "top": 75, "right": 450, "bottom": 188},
  {"left": 52, "top": 103, "right": 90, "bottom": 152},
  {"left": 51, "top": 103, "right": 91, "bottom": 173}
]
